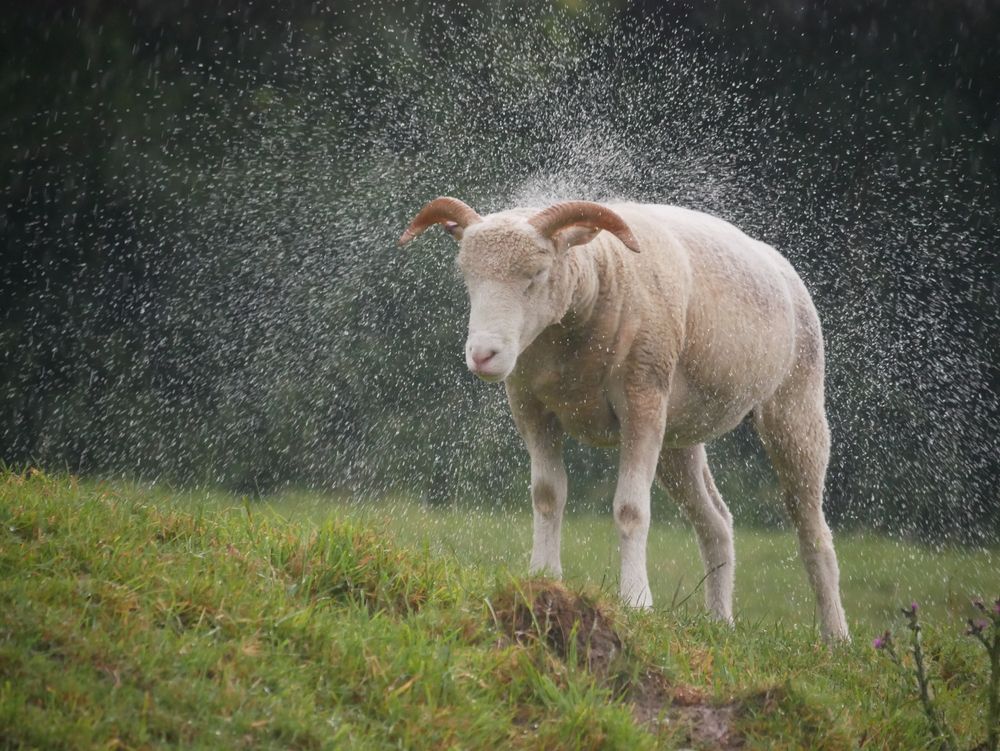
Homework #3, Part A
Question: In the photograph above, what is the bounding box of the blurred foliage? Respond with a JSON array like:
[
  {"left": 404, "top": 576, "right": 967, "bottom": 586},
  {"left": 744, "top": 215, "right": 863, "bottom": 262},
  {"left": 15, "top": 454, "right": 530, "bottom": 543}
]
[{"left": 1, "top": 0, "right": 997, "bottom": 541}]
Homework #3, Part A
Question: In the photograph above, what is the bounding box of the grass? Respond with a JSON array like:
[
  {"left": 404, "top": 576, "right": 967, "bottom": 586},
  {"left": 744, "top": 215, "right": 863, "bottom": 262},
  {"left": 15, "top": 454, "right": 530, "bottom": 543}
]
[
  {"left": 265, "top": 489, "right": 996, "bottom": 635},
  {"left": 1, "top": 469, "right": 997, "bottom": 749}
]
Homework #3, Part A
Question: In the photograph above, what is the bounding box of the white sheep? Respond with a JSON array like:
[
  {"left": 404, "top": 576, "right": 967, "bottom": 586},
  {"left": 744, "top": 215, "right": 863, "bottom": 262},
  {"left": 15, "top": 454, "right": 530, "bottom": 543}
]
[{"left": 399, "top": 197, "right": 849, "bottom": 642}]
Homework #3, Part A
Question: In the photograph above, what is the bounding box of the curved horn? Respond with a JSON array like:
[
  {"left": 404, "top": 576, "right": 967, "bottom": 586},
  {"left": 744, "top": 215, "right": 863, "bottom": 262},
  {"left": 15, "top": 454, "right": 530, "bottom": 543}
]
[
  {"left": 398, "top": 196, "right": 482, "bottom": 246},
  {"left": 528, "top": 201, "right": 640, "bottom": 253}
]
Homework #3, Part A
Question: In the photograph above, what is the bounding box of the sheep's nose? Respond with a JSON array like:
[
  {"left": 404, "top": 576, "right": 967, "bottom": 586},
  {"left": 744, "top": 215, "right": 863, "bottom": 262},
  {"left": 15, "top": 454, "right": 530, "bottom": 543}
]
[{"left": 470, "top": 347, "right": 498, "bottom": 368}]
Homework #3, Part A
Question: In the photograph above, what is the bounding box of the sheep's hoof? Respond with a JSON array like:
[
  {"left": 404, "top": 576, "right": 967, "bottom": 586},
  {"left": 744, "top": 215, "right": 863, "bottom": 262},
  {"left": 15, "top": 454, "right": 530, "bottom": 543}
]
[
  {"left": 528, "top": 564, "right": 563, "bottom": 580},
  {"left": 622, "top": 590, "right": 653, "bottom": 610}
]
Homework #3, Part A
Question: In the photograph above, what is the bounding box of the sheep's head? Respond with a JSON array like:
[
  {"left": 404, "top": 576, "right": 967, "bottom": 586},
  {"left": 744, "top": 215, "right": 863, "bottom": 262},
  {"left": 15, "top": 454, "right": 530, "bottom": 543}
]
[{"left": 400, "top": 197, "right": 639, "bottom": 382}]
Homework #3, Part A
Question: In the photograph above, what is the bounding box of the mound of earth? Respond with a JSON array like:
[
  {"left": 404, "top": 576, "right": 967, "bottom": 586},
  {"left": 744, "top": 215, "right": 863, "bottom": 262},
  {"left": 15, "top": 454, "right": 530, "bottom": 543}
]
[
  {"left": 492, "top": 579, "right": 752, "bottom": 749},
  {"left": 492, "top": 579, "right": 622, "bottom": 674}
]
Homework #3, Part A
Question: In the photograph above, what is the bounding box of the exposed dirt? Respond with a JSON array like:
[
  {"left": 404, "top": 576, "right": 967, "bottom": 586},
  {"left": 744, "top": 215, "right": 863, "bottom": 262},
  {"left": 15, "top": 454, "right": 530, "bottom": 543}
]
[
  {"left": 627, "top": 666, "right": 747, "bottom": 749},
  {"left": 491, "top": 579, "right": 757, "bottom": 750},
  {"left": 492, "top": 579, "right": 622, "bottom": 675}
]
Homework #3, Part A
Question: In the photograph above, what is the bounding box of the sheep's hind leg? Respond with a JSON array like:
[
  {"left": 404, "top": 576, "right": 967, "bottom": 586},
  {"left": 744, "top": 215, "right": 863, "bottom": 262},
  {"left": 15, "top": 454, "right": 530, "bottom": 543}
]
[
  {"left": 755, "top": 389, "right": 849, "bottom": 642},
  {"left": 657, "top": 445, "right": 735, "bottom": 623}
]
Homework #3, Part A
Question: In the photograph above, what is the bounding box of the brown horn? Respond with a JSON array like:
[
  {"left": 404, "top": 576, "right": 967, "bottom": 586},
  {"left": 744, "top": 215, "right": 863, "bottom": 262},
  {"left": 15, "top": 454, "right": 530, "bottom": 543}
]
[
  {"left": 398, "top": 196, "right": 482, "bottom": 246},
  {"left": 528, "top": 201, "right": 640, "bottom": 253}
]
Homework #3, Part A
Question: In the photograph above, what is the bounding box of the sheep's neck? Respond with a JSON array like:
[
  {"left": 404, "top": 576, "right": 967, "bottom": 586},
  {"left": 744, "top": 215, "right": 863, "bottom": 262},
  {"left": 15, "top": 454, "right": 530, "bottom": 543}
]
[{"left": 562, "top": 250, "right": 602, "bottom": 330}]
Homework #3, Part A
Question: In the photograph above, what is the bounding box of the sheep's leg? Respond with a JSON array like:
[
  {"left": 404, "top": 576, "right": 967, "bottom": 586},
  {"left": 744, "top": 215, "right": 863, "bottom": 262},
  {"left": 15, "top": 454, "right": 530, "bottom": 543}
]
[
  {"left": 656, "top": 445, "right": 735, "bottom": 622},
  {"left": 755, "top": 389, "right": 849, "bottom": 642},
  {"left": 614, "top": 392, "right": 668, "bottom": 609},
  {"left": 505, "top": 387, "right": 567, "bottom": 578},
  {"left": 527, "top": 435, "right": 567, "bottom": 578}
]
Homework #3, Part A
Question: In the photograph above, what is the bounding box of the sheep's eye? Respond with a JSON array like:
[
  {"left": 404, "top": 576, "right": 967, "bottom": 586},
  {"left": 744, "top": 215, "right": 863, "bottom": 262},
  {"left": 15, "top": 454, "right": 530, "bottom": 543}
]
[{"left": 526, "top": 269, "right": 548, "bottom": 293}]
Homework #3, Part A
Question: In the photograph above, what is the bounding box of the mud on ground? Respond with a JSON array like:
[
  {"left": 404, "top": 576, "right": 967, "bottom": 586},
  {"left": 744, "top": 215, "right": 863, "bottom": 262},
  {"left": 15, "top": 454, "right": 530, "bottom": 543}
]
[{"left": 492, "top": 579, "right": 768, "bottom": 750}]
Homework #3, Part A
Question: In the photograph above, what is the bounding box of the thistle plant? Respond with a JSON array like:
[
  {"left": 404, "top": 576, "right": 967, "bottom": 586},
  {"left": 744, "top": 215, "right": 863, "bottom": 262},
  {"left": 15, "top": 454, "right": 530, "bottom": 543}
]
[
  {"left": 874, "top": 602, "right": 956, "bottom": 750},
  {"left": 966, "top": 598, "right": 1000, "bottom": 751},
  {"left": 874, "top": 598, "right": 1000, "bottom": 751}
]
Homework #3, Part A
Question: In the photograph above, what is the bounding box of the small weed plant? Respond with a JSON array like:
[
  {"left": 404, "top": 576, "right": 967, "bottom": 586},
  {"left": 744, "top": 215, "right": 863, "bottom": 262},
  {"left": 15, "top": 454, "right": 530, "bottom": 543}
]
[{"left": 875, "top": 598, "right": 1000, "bottom": 751}]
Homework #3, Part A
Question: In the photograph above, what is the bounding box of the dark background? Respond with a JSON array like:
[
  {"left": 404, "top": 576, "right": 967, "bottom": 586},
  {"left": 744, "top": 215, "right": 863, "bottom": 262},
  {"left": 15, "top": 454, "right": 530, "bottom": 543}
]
[{"left": 2, "top": 0, "right": 997, "bottom": 541}]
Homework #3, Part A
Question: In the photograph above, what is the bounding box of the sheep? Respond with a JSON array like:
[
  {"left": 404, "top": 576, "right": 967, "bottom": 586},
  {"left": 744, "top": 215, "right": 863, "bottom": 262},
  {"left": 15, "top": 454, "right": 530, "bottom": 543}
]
[{"left": 399, "top": 196, "right": 850, "bottom": 642}]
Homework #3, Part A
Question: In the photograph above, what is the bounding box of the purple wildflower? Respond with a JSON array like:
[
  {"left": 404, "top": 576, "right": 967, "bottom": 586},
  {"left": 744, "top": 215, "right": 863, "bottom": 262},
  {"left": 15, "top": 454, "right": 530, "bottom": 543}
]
[
  {"left": 873, "top": 630, "right": 892, "bottom": 649},
  {"left": 967, "top": 619, "right": 989, "bottom": 636}
]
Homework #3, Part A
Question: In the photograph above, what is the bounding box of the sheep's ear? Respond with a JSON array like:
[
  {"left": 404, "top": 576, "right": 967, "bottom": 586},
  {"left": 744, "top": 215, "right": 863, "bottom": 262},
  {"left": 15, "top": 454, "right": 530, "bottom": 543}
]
[
  {"left": 442, "top": 221, "right": 464, "bottom": 241},
  {"left": 553, "top": 224, "right": 601, "bottom": 252}
]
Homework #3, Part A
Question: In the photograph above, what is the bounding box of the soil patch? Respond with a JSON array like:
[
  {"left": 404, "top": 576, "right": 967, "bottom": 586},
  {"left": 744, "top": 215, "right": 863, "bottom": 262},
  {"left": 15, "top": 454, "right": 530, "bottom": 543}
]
[
  {"left": 491, "top": 579, "right": 754, "bottom": 749},
  {"left": 492, "top": 579, "right": 622, "bottom": 674},
  {"left": 628, "top": 667, "right": 746, "bottom": 750}
]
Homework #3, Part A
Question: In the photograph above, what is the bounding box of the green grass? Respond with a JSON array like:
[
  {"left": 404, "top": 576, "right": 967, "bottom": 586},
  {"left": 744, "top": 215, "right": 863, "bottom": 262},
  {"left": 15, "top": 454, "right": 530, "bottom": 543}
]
[
  {"left": 1, "top": 470, "right": 997, "bottom": 749},
  {"left": 265, "top": 489, "right": 996, "bottom": 635}
]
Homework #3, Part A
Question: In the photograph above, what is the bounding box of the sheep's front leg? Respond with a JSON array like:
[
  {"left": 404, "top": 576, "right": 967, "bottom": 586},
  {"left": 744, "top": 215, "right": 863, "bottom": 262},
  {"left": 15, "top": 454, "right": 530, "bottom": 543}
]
[
  {"left": 528, "top": 436, "right": 567, "bottom": 578},
  {"left": 506, "top": 386, "right": 567, "bottom": 578},
  {"left": 614, "top": 392, "right": 668, "bottom": 609}
]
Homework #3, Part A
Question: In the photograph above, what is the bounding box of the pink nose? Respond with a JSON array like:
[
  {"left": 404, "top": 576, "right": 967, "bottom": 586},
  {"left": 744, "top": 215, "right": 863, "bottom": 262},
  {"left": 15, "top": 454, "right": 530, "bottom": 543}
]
[{"left": 470, "top": 347, "right": 498, "bottom": 369}]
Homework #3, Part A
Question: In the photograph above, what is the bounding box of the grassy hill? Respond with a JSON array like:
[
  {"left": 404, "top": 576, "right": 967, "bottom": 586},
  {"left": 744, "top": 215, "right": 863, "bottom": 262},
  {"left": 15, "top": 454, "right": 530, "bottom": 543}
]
[
  {"left": 1, "top": 470, "right": 996, "bottom": 749},
  {"left": 263, "top": 490, "right": 996, "bottom": 635}
]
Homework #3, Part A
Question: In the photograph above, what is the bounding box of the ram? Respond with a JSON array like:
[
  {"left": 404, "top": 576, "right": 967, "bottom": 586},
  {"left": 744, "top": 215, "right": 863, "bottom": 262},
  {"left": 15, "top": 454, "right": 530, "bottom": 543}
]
[{"left": 399, "top": 197, "right": 849, "bottom": 641}]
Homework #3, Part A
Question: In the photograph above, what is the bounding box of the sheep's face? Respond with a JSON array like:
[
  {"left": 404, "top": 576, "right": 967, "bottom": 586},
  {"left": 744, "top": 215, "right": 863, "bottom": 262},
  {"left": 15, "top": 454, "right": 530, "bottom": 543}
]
[{"left": 457, "top": 220, "right": 565, "bottom": 382}]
